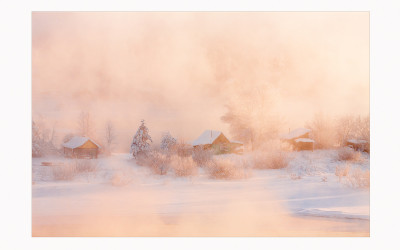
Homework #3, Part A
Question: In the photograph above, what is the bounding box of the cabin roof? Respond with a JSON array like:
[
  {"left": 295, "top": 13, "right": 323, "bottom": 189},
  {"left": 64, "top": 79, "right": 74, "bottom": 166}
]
[
  {"left": 62, "top": 136, "right": 101, "bottom": 149},
  {"left": 281, "top": 128, "right": 311, "bottom": 140},
  {"left": 347, "top": 139, "right": 367, "bottom": 144},
  {"left": 192, "top": 130, "right": 224, "bottom": 146}
]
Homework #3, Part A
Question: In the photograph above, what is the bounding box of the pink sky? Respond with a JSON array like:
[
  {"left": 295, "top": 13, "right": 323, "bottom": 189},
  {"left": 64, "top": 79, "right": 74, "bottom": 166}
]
[{"left": 32, "top": 12, "right": 369, "bottom": 151}]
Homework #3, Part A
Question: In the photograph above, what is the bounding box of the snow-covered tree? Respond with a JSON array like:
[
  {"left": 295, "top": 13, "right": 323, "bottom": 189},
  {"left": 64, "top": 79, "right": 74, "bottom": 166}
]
[
  {"left": 32, "top": 121, "right": 42, "bottom": 157},
  {"left": 77, "top": 111, "right": 94, "bottom": 137},
  {"left": 104, "top": 121, "right": 116, "bottom": 155},
  {"left": 160, "top": 132, "right": 177, "bottom": 152},
  {"left": 32, "top": 120, "right": 60, "bottom": 157},
  {"left": 130, "top": 120, "right": 152, "bottom": 158},
  {"left": 306, "top": 112, "right": 336, "bottom": 149}
]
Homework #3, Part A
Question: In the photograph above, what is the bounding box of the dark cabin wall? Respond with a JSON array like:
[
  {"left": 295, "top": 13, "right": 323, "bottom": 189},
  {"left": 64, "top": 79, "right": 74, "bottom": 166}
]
[{"left": 63, "top": 147, "right": 98, "bottom": 159}]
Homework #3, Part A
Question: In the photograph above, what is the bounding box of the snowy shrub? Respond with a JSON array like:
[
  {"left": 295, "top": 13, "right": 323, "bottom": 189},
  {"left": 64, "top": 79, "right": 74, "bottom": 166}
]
[
  {"left": 50, "top": 160, "right": 98, "bottom": 181},
  {"left": 135, "top": 151, "right": 151, "bottom": 166},
  {"left": 130, "top": 120, "right": 152, "bottom": 158},
  {"left": 51, "top": 164, "right": 77, "bottom": 181},
  {"left": 173, "top": 140, "right": 193, "bottom": 157},
  {"left": 269, "top": 152, "right": 289, "bottom": 169},
  {"left": 170, "top": 155, "right": 198, "bottom": 177},
  {"left": 348, "top": 168, "right": 370, "bottom": 188},
  {"left": 32, "top": 142, "right": 42, "bottom": 157},
  {"left": 337, "top": 147, "right": 363, "bottom": 162},
  {"left": 306, "top": 112, "right": 336, "bottom": 149},
  {"left": 336, "top": 164, "right": 370, "bottom": 189},
  {"left": 290, "top": 173, "right": 302, "bottom": 180},
  {"left": 206, "top": 158, "right": 251, "bottom": 180},
  {"left": 192, "top": 147, "right": 213, "bottom": 166},
  {"left": 75, "top": 159, "right": 98, "bottom": 173},
  {"left": 335, "top": 115, "right": 370, "bottom": 148},
  {"left": 160, "top": 132, "right": 177, "bottom": 152},
  {"left": 32, "top": 121, "right": 61, "bottom": 157},
  {"left": 252, "top": 152, "right": 289, "bottom": 170},
  {"left": 146, "top": 150, "right": 171, "bottom": 175},
  {"left": 335, "top": 164, "right": 351, "bottom": 182}
]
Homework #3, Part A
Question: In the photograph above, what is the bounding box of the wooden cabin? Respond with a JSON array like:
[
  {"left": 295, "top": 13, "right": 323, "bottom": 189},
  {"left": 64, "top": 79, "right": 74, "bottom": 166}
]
[
  {"left": 192, "top": 130, "right": 230, "bottom": 154},
  {"left": 294, "top": 138, "right": 315, "bottom": 151},
  {"left": 63, "top": 136, "right": 100, "bottom": 159},
  {"left": 281, "top": 128, "right": 314, "bottom": 151},
  {"left": 346, "top": 139, "right": 369, "bottom": 153},
  {"left": 192, "top": 130, "right": 244, "bottom": 154}
]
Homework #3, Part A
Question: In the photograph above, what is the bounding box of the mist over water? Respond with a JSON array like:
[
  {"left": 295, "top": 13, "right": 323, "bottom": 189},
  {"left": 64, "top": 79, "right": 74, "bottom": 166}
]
[{"left": 32, "top": 12, "right": 369, "bottom": 151}]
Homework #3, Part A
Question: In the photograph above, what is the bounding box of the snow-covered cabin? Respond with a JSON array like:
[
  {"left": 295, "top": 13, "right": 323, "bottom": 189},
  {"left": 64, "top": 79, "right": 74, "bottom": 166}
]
[
  {"left": 280, "top": 128, "right": 314, "bottom": 151},
  {"left": 62, "top": 136, "right": 101, "bottom": 159},
  {"left": 192, "top": 130, "right": 243, "bottom": 154},
  {"left": 192, "top": 130, "right": 230, "bottom": 153},
  {"left": 346, "top": 139, "right": 369, "bottom": 153}
]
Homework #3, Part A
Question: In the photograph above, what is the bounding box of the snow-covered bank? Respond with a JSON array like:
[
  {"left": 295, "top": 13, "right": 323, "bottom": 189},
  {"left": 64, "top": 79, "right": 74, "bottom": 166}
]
[{"left": 32, "top": 149, "right": 369, "bottom": 236}]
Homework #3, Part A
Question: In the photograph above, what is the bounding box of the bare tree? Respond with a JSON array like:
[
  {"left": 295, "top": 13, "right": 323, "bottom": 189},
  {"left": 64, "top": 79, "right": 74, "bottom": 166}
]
[
  {"left": 306, "top": 112, "right": 336, "bottom": 149},
  {"left": 104, "top": 121, "right": 116, "bottom": 155},
  {"left": 335, "top": 114, "right": 370, "bottom": 146},
  {"left": 354, "top": 115, "right": 370, "bottom": 142},
  {"left": 221, "top": 85, "right": 284, "bottom": 151},
  {"left": 336, "top": 115, "right": 355, "bottom": 146},
  {"left": 32, "top": 119, "right": 59, "bottom": 157},
  {"left": 77, "top": 111, "right": 94, "bottom": 137},
  {"left": 32, "top": 121, "right": 42, "bottom": 157}
]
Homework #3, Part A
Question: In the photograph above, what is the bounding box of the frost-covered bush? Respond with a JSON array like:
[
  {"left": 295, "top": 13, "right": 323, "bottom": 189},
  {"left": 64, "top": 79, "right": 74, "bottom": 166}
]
[
  {"left": 170, "top": 155, "right": 198, "bottom": 177},
  {"left": 146, "top": 150, "right": 171, "bottom": 175},
  {"left": 130, "top": 120, "right": 152, "bottom": 158},
  {"left": 32, "top": 142, "right": 42, "bottom": 157},
  {"left": 290, "top": 173, "right": 302, "bottom": 180},
  {"left": 335, "top": 164, "right": 369, "bottom": 188},
  {"left": 160, "top": 132, "right": 177, "bottom": 152},
  {"left": 335, "top": 164, "right": 351, "bottom": 182},
  {"left": 51, "top": 160, "right": 98, "bottom": 181},
  {"left": 205, "top": 158, "right": 251, "bottom": 180},
  {"left": 337, "top": 147, "right": 363, "bottom": 162},
  {"left": 51, "top": 164, "right": 77, "bottom": 181},
  {"left": 252, "top": 152, "right": 289, "bottom": 169},
  {"left": 75, "top": 159, "right": 98, "bottom": 173},
  {"left": 32, "top": 121, "right": 61, "bottom": 157},
  {"left": 306, "top": 112, "right": 336, "bottom": 149},
  {"left": 348, "top": 168, "right": 370, "bottom": 188},
  {"left": 174, "top": 140, "right": 193, "bottom": 157},
  {"left": 192, "top": 147, "right": 213, "bottom": 166}
]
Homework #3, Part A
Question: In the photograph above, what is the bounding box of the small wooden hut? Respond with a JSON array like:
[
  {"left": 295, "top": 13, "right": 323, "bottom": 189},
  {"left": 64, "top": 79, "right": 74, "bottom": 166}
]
[
  {"left": 281, "top": 128, "right": 314, "bottom": 151},
  {"left": 192, "top": 130, "right": 244, "bottom": 154},
  {"left": 63, "top": 136, "right": 100, "bottom": 159},
  {"left": 192, "top": 130, "right": 230, "bottom": 153},
  {"left": 346, "top": 139, "right": 369, "bottom": 153}
]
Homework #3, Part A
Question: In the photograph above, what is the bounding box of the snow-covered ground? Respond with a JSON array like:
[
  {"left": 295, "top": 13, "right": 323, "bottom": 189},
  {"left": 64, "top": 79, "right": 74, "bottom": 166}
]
[{"left": 32, "top": 150, "right": 369, "bottom": 236}]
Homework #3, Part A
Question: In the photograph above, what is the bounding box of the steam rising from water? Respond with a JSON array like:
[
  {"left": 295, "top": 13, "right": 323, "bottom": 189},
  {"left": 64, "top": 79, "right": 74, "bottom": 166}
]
[{"left": 32, "top": 12, "right": 369, "bottom": 151}]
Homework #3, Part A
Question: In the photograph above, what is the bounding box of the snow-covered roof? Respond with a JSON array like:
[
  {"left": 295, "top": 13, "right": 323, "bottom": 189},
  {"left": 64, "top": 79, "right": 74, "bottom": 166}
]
[
  {"left": 192, "top": 130, "right": 223, "bottom": 146},
  {"left": 62, "top": 136, "right": 101, "bottom": 149},
  {"left": 281, "top": 128, "right": 311, "bottom": 140},
  {"left": 347, "top": 139, "right": 367, "bottom": 144},
  {"left": 295, "top": 138, "right": 315, "bottom": 143}
]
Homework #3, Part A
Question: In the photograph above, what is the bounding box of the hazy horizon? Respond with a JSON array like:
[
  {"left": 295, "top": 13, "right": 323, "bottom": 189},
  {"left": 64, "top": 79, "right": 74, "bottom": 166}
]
[{"left": 32, "top": 12, "right": 369, "bottom": 151}]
